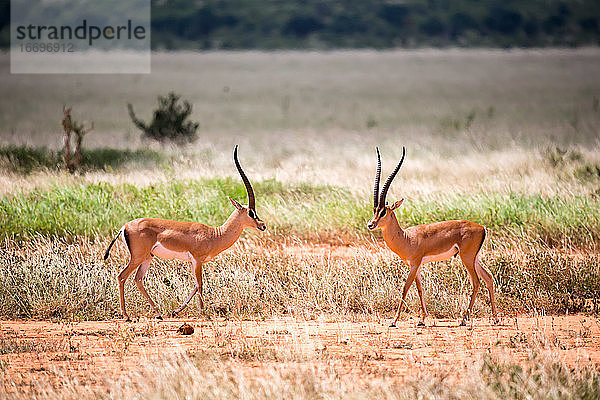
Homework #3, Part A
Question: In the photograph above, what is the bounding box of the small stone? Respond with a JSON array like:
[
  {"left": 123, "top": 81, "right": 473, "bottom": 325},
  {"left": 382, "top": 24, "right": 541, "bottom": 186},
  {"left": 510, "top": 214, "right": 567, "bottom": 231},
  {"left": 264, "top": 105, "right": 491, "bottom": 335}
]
[{"left": 177, "top": 323, "right": 194, "bottom": 335}]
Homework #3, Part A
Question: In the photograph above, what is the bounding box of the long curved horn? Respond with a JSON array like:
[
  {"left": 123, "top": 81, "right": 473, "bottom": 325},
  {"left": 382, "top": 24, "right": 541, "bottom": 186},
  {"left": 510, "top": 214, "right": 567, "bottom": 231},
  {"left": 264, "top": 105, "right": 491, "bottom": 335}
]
[
  {"left": 373, "top": 147, "right": 381, "bottom": 211},
  {"left": 379, "top": 146, "right": 406, "bottom": 207},
  {"left": 233, "top": 145, "right": 256, "bottom": 210}
]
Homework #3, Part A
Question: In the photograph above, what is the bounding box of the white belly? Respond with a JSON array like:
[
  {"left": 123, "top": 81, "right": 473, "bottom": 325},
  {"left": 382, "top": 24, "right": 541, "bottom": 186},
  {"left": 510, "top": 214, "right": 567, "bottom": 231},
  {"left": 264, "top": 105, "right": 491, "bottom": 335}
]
[
  {"left": 151, "top": 242, "right": 193, "bottom": 262},
  {"left": 421, "top": 244, "right": 459, "bottom": 264}
]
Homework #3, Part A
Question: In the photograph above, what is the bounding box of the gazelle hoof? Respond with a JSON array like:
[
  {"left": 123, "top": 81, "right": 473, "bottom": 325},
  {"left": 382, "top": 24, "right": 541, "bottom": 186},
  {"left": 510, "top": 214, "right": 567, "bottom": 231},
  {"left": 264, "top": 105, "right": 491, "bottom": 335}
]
[
  {"left": 171, "top": 310, "right": 179, "bottom": 317},
  {"left": 459, "top": 319, "right": 467, "bottom": 326},
  {"left": 417, "top": 321, "right": 426, "bottom": 327},
  {"left": 156, "top": 315, "right": 163, "bottom": 321},
  {"left": 389, "top": 323, "right": 396, "bottom": 328},
  {"left": 124, "top": 317, "right": 132, "bottom": 322}
]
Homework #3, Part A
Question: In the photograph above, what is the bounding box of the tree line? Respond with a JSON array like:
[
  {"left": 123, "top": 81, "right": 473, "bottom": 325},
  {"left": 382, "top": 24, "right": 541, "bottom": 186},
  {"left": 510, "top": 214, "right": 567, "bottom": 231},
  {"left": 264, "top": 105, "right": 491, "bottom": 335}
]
[
  {"left": 1, "top": 0, "right": 599, "bottom": 49},
  {"left": 150, "top": 0, "right": 600, "bottom": 49}
]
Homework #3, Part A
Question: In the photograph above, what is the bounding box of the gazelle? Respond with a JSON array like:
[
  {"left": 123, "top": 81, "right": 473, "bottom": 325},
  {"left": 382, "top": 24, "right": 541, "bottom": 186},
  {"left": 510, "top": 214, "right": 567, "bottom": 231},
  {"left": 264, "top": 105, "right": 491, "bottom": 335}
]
[
  {"left": 367, "top": 147, "right": 498, "bottom": 327},
  {"left": 104, "top": 146, "right": 266, "bottom": 321}
]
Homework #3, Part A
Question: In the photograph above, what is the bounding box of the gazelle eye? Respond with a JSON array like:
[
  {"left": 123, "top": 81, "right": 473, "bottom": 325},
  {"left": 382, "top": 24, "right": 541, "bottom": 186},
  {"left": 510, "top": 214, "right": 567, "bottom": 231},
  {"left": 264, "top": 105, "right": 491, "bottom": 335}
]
[
  {"left": 248, "top": 209, "right": 256, "bottom": 219},
  {"left": 379, "top": 209, "right": 386, "bottom": 217}
]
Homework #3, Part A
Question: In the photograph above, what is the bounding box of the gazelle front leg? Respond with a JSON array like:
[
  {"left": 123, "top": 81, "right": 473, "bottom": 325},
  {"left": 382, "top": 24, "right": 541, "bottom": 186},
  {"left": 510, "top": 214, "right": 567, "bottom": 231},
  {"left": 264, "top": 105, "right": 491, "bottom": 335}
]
[
  {"left": 390, "top": 261, "right": 421, "bottom": 327},
  {"left": 172, "top": 257, "right": 204, "bottom": 316},
  {"left": 414, "top": 270, "right": 427, "bottom": 326}
]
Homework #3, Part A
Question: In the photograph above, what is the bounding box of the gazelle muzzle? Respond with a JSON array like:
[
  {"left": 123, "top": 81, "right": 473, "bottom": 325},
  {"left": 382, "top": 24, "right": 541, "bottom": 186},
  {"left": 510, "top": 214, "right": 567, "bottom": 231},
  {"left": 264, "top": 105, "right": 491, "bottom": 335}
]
[{"left": 367, "top": 206, "right": 387, "bottom": 230}]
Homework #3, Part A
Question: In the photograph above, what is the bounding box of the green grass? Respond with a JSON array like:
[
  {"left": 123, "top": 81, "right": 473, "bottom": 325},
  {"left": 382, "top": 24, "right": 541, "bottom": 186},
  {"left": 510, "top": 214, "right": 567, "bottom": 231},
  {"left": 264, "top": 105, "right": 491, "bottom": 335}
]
[{"left": 1, "top": 178, "right": 599, "bottom": 248}]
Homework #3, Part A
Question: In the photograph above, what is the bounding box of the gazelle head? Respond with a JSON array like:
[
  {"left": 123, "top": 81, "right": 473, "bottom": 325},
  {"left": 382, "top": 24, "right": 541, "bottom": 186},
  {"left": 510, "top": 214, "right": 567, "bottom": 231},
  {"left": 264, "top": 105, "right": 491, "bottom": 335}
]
[
  {"left": 367, "top": 146, "right": 406, "bottom": 231},
  {"left": 230, "top": 145, "right": 266, "bottom": 231}
]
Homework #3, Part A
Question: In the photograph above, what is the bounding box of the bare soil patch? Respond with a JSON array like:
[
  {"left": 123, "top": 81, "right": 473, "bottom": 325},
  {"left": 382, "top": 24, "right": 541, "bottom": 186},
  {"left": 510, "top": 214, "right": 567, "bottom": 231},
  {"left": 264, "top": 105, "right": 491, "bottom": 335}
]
[{"left": 1, "top": 315, "right": 598, "bottom": 395}]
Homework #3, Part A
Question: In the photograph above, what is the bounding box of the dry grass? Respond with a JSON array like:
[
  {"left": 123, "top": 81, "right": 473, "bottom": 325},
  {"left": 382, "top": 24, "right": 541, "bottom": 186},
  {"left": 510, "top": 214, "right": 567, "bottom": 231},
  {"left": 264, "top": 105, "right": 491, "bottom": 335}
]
[
  {"left": 2, "top": 49, "right": 599, "bottom": 195},
  {"left": 0, "top": 237, "right": 597, "bottom": 321},
  {"left": 1, "top": 325, "right": 598, "bottom": 400}
]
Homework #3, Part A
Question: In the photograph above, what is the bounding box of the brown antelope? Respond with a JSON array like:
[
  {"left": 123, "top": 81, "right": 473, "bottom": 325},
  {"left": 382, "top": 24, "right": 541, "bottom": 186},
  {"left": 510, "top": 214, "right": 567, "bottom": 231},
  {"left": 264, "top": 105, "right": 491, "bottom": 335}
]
[
  {"left": 367, "top": 147, "right": 498, "bottom": 327},
  {"left": 104, "top": 146, "right": 266, "bottom": 321}
]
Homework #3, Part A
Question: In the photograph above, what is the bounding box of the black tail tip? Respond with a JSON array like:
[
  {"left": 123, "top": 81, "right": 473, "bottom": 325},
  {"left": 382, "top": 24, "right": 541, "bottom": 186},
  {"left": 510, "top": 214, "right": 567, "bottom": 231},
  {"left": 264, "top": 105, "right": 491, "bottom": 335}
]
[{"left": 103, "top": 251, "right": 110, "bottom": 261}]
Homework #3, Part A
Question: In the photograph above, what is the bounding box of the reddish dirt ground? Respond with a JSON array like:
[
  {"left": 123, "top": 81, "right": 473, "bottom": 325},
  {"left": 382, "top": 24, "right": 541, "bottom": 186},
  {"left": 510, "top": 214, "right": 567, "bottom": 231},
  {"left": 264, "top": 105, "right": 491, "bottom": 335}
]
[{"left": 1, "top": 315, "right": 599, "bottom": 394}]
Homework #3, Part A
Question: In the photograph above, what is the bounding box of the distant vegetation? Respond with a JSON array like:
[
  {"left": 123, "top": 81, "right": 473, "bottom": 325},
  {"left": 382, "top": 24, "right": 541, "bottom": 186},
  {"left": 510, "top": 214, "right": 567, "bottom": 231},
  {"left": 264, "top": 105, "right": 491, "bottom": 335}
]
[
  {"left": 145, "top": 0, "right": 600, "bottom": 49},
  {"left": 1, "top": 0, "right": 599, "bottom": 49},
  {"left": 0, "top": 146, "right": 163, "bottom": 174}
]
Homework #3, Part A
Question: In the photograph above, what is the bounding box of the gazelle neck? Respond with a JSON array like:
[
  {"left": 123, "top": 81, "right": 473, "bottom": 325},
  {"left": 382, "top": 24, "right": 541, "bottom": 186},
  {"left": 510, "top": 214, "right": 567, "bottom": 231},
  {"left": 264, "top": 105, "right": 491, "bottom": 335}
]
[
  {"left": 380, "top": 211, "right": 411, "bottom": 259},
  {"left": 213, "top": 211, "right": 246, "bottom": 252}
]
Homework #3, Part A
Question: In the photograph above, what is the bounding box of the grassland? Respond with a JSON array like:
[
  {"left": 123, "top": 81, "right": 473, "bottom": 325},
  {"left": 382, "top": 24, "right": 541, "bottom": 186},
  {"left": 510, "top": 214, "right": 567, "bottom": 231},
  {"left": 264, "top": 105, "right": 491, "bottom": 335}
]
[
  {"left": 0, "top": 49, "right": 599, "bottom": 398},
  {"left": 1, "top": 49, "right": 600, "bottom": 151},
  {"left": 1, "top": 48, "right": 599, "bottom": 317},
  {"left": 1, "top": 237, "right": 598, "bottom": 321}
]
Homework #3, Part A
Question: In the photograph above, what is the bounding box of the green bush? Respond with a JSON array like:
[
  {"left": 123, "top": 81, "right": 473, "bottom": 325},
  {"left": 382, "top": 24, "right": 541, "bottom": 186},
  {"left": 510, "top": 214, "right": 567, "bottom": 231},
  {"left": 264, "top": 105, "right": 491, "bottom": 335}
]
[{"left": 128, "top": 92, "right": 199, "bottom": 145}]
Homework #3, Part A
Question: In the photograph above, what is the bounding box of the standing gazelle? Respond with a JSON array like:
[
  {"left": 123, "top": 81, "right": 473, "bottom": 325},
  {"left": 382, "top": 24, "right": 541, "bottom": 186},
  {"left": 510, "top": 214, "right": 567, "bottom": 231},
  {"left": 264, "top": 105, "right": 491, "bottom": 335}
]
[
  {"left": 104, "top": 146, "right": 266, "bottom": 321},
  {"left": 367, "top": 147, "right": 498, "bottom": 327}
]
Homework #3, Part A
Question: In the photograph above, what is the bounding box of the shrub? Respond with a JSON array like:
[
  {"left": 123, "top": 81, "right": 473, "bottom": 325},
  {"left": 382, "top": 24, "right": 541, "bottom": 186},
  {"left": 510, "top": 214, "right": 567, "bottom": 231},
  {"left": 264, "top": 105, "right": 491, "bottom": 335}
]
[{"left": 128, "top": 92, "right": 199, "bottom": 145}]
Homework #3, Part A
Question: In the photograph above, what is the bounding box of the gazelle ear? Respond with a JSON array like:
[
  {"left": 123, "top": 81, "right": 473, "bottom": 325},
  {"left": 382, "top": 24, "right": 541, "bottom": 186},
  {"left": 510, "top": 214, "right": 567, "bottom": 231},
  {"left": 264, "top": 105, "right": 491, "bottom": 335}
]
[
  {"left": 390, "top": 199, "right": 404, "bottom": 210},
  {"left": 228, "top": 197, "right": 243, "bottom": 210}
]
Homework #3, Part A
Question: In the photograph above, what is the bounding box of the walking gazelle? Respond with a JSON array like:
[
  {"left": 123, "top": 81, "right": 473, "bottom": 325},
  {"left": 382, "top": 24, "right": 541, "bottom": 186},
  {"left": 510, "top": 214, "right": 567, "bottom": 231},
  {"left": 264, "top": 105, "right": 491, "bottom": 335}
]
[
  {"left": 367, "top": 147, "right": 498, "bottom": 327},
  {"left": 104, "top": 146, "right": 266, "bottom": 321}
]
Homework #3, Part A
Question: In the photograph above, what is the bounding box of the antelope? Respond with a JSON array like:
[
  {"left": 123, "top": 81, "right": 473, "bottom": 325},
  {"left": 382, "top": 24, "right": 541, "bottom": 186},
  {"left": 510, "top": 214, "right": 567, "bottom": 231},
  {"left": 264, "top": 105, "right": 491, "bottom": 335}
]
[
  {"left": 104, "top": 146, "right": 266, "bottom": 321},
  {"left": 367, "top": 147, "right": 498, "bottom": 327}
]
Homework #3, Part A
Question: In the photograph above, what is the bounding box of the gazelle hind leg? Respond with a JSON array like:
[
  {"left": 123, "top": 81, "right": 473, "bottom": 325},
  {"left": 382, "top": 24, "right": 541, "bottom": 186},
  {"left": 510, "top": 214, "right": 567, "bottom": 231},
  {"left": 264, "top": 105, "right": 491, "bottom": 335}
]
[
  {"left": 474, "top": 257, "right": 498, "bottom": 323},
  {"left": 117, "top": 257, "right": 143, "bottom": 322},
  {"left": 134, "top": 256, "right": 163, "bottom": 319}
]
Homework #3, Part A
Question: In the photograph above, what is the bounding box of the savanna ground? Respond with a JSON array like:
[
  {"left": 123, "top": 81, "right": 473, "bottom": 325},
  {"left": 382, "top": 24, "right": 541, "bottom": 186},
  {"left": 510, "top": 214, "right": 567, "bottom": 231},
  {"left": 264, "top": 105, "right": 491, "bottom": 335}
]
[{"left": 0, "top": 48, "right": 599, "bottom": 398}]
